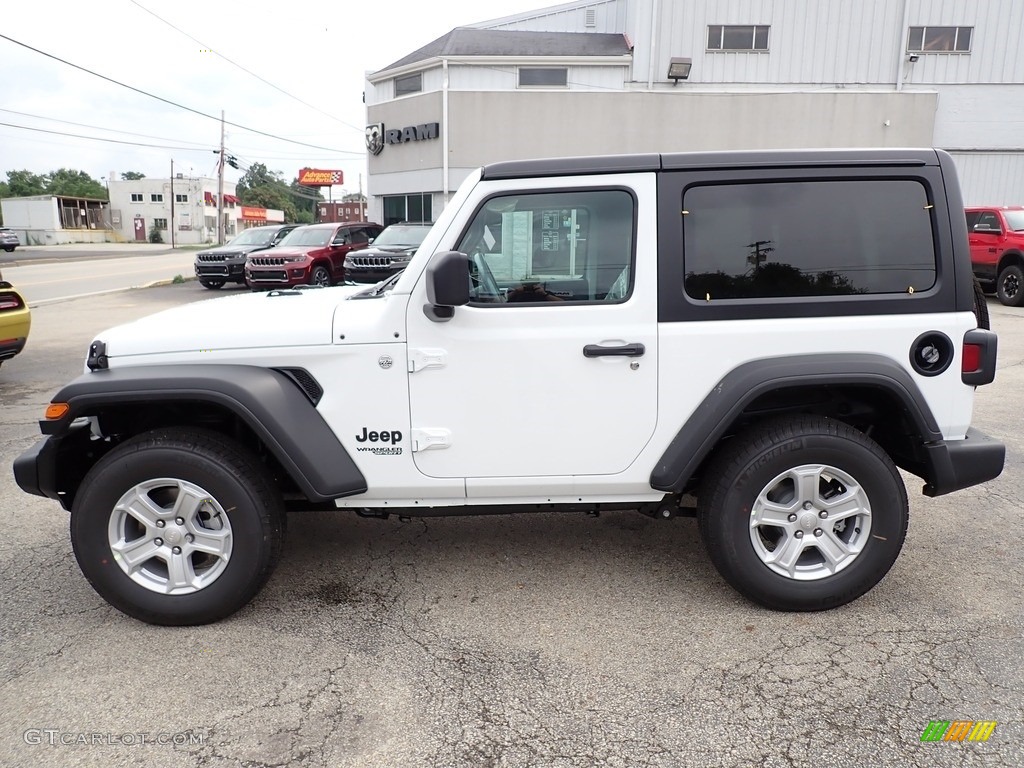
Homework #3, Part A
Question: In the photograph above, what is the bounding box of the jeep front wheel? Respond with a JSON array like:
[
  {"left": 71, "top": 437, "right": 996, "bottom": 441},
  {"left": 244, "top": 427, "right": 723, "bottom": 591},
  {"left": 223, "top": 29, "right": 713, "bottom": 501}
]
[
  {"left": 698, "top": 416, "right": 908, "bottom": 611},
  {"left": 310, "top": 265, "right": 331, "bottom": 287},
  {"left": 996, "top": 264, "right": 1024, "bottom": 307},
  {"left": 70, "top": 428, "right": 284, "bottom": 625}
]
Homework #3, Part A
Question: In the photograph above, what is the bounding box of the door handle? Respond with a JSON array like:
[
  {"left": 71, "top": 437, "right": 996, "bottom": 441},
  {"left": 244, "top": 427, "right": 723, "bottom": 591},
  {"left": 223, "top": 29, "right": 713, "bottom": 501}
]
[{"left": 583, "top": 343, "right": 645, "bottom": 358}]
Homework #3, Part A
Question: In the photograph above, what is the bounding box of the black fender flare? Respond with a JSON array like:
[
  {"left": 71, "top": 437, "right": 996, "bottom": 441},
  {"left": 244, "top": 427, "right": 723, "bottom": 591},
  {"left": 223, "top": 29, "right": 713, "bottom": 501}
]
[
  {"left": 997, "top": 250, "right": 1024, "bottom": 273},
  {"left": 37, "top": 364, "right": 366, "bottom": 502},
  {"left": 649, "top": 354, "right": 943, "bottom": 493}
]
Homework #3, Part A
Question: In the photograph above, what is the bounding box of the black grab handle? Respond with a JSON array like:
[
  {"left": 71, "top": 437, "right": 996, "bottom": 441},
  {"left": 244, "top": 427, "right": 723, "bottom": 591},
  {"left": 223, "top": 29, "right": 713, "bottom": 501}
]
[{"left": 583, "top": 343, "right": 646, "bottom": 358}]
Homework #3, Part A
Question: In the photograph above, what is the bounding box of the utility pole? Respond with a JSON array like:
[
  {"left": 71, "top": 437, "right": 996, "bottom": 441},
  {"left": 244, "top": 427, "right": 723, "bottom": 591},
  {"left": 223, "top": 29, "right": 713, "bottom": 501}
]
[
  {"left": 217, "top": 110, "right": 225, "bottom": 245},
  {"left": 170, "top": 158, "right": 176, "bottom": 249}
]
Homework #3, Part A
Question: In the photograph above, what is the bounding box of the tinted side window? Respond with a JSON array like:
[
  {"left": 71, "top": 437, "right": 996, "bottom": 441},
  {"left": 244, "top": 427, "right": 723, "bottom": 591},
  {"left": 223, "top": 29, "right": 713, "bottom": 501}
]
[
  {"left": 456, "top": 189, "right": 635, "bottom": 305},
  {"left": 682, "top": 180, "right": 936, "bottom": 300}
]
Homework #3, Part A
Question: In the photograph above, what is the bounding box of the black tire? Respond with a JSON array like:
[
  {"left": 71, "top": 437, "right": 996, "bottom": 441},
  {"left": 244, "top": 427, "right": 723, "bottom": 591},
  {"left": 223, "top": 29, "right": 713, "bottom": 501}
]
[
  {"left": 70, "top": 428, "right": 284, "bottom": 625},
  {"left": 996, "top": 264, "right": 1024, "bottom": 307},
  {"left": 698, "top": 415, "right": 908, "bottom": 611},
  {"left": 200, "top": 279, "right": 225, "bottom": 290},
  {"left": 2, "top": 246, "right": 14, "bottom": 253},
  {"left": 309, "top": 264, "right": 331, "bottom": 287},
  {"left": 972, "top": 276, "right": 990, "bottom": 329}
]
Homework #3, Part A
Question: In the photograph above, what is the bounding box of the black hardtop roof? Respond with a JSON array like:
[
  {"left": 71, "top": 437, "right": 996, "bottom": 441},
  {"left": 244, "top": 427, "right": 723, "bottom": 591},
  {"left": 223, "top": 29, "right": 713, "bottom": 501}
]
[{"left": 480, "top": 148, "right": 942, "bottom": 180}]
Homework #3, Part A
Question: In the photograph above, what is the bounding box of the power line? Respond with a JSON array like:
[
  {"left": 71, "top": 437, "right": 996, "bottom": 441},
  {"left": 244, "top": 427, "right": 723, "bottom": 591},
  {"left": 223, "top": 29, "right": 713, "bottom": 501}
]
[
  {"left": 0, "top": 121, "right": 211, "bottom": 152},
  {"left": 0, "top": 32, "right": 362, "bottom": 155},
  {"left": 129, "top": 0, "right": 365, "bottom": 135},
  {"left": 0, "top": 107, "right": 213, "bottom": 148}
]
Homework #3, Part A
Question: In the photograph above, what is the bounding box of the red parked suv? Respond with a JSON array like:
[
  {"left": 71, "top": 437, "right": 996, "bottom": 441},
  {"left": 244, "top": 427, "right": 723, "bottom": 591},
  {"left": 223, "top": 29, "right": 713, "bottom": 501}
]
[
  {"left": 966, "top": 206, "right": 1024, "bottom": 306},
  {"left": 244, "top": 222, "right": 383, "bottom": 289}
]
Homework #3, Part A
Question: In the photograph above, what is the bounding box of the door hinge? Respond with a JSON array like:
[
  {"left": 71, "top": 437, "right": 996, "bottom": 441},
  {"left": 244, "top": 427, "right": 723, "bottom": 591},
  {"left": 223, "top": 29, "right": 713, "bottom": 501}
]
[
  {"left": 411, "top": 428, "right": 451, "bottom": 452},
  {"left": 408, "top": 348, "right": 447, "bottom": 373}
]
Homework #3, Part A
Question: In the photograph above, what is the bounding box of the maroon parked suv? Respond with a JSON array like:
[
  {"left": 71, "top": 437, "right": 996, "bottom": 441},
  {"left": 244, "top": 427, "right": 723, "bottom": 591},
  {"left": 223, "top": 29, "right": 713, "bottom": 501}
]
[{"left": 244, "top": 222, "right": 383, "bottom": 289}]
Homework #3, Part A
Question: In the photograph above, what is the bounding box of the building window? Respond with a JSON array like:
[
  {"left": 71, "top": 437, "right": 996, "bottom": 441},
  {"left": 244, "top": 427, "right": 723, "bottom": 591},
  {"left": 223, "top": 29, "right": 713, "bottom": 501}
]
[
  {"left": 150, "top": 193, "right": 163, "bottom": 203},
  {"left": 394, "top": 72, "right": 422, "bottom": 97},
  {"left": 518, "top": 67, "right": 568, "bottom": 87},
  {"left": 707, "top": 25, "right": 770, "bottom": 51},
  {"left": 153, "top": 218, "right": 168, "bottom": 230},
  {"left": 383, "top": 194, "right": 432, "bottom": 226},
  {"left": 130, "top": 193, "right": 143, "bottom": 203},
  {"left": 175, "top": 194, "right": 188, "bottom": 203},
  {"left": 907, "top": 26, "right": 972, "bottom": 53},
  {"left": 456, "top": 189, "right": 635, "bottom": 305},
  {"left": 682, "top": 179, "right": 936, "bottom": 300}
]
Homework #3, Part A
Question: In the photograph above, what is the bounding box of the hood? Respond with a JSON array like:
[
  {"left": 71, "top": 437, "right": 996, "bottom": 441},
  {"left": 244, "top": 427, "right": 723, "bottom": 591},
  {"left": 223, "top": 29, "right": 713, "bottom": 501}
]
[
  {"left": 263, "top": 245, "right": 322, "bottom": 259},
  {"left": 352, "top": 244, "right": 418, "bottom": 256},
  {"left": 197, "top": 243, "right": 271, "bottom": 256},
  {"left": 97, "top": 286, "right": 364, "bottom": 361}
]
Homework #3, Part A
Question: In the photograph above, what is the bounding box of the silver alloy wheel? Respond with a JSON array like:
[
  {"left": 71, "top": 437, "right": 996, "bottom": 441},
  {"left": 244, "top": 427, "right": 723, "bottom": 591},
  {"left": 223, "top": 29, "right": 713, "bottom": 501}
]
[
  {"left": 107, "top": 478, "right": 233, "bottom": 595},
  {"left": 312, "top": 267, "right": 330, "bottom": 286},
  {"left": 749, "top": 464, "right": 871, "bottom": 581}
]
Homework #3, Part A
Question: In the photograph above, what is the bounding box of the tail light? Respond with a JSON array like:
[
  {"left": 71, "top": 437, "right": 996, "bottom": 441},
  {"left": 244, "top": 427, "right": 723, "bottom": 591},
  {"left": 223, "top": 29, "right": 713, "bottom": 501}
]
[
  {"left": 0, "top": 292, "right": 25, "bottom": 311},
  {"left": 962, "top": 328, "right": 997, "bottom": 386}
]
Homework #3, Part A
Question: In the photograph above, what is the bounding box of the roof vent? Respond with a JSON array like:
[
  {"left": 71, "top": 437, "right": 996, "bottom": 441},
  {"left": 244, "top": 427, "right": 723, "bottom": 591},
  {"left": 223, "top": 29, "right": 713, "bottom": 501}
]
[{"left": 585, "top": 9, "right": 596, "bottom": 27}]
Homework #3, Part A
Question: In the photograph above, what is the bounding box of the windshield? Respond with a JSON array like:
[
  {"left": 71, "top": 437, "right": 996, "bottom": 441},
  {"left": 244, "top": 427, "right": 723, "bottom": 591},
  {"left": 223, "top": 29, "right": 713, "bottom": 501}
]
[
  {"left": 229, "top": 228, "right": 276, "bottom": 247},
  {"left": 278, "top": 228, "right": 330, "bottom": 247},
  {"left": 373, "top": 225, "right": 430, "bottom": 247},
  {"left": 1004, "top": 211, "right": 1024, "bottom": 232}
]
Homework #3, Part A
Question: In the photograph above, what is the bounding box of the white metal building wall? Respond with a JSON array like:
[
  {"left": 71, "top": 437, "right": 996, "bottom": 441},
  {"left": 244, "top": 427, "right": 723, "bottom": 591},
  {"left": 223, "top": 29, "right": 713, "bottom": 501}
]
[
  {"left": 474, "top": 0, "right": 628, "bottom": 33},
  {"left": 951, "top": 153, "right": 1024, "bottom": 206}
]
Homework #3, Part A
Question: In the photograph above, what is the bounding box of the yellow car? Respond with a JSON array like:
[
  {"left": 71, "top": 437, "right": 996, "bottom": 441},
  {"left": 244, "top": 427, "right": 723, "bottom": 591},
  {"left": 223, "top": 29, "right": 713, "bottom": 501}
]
[{"left": 0, "top": 278, "right": 30, "bottom": 368}]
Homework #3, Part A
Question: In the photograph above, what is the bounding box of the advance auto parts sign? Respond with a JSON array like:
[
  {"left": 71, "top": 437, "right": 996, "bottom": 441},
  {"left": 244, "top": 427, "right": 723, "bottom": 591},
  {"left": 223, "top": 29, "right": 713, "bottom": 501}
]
[
  {"left": 298, "top": 169, "right": 343, "bottom": 186},
  {"left": 365, "top": 122, "right": 439, "bottom": 156}
]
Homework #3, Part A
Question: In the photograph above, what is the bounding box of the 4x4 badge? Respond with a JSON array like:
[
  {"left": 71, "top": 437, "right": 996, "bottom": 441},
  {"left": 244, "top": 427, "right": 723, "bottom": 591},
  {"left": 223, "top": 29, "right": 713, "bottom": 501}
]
[{"left": 378, "top": 355, "right": 393, "bottom": 369}]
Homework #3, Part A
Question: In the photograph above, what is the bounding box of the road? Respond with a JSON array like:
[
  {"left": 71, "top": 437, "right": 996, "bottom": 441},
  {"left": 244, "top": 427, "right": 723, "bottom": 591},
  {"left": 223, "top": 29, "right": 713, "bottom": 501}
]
[
  {"left": 0, "top": 280, "right": 1021, "bottom": 767},
  {"left": 1, "top": 246, "right": 201, "bottom": 305}
]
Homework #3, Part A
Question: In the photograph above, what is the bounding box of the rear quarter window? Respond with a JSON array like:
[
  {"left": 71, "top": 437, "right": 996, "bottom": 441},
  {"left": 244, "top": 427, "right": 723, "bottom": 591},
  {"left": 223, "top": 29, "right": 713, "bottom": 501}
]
[{"left": 682, "top": 179, "right": 937, "bottom": 300}]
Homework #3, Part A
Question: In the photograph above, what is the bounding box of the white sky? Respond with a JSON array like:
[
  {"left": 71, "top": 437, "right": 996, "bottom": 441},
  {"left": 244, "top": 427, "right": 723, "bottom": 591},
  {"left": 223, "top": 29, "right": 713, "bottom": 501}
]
[{"left": 0, "top": 0, "right": 549, "bottom": 195}]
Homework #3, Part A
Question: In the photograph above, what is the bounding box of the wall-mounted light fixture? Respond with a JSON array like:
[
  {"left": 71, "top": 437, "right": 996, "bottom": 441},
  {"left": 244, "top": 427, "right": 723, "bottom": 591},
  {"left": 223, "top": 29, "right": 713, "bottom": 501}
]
[
  {"left": 907, "top": 54, "right": 920, "bottom": 63},
  {"left": 667, "top": 57, "right": 692, "bottom": 84}
]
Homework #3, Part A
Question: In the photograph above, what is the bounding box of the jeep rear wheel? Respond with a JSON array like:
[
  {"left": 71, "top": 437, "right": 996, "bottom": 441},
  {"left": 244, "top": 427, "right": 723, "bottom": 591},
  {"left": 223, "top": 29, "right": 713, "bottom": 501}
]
[
  {"left": 698, "top": 415, "right": 908, "bottom": 611},
  {"left": 70, "top": 428, "right": 284, "bottom": 625},
  {"left": 310, "top": 265, "right": 331, "bottom": 287},
  {"left": 996, "top": 264, "right": 1024, "bottom": 307}
]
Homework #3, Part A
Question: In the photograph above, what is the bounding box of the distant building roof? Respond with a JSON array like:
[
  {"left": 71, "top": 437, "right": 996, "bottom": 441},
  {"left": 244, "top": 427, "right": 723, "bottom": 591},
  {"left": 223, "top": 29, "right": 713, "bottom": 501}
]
[{"left": 375, "top": 27, "right": 631, "bottom": 75}]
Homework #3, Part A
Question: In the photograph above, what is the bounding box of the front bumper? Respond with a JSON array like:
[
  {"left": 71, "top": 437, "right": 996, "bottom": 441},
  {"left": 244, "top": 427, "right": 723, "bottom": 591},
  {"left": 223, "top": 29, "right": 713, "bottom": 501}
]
[
  {"left": 922, "top": 427, "right": 1005, "bottom": 497},
  {"left": 195, "top": 262, "right": 245, "bottom": 281}
]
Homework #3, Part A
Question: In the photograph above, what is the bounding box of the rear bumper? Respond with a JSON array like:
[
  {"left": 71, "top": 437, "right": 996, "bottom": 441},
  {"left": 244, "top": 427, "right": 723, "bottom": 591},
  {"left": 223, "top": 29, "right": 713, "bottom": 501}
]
[{"left": 922, "top": 427, "right": 1005, "bottom": 497}]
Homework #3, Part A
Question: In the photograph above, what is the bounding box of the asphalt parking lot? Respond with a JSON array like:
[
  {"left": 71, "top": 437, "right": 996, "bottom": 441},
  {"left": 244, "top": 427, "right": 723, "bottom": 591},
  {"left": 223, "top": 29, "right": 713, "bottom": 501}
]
[{"left": 0, "top": 282, "right": 1021, "bottom": 767}]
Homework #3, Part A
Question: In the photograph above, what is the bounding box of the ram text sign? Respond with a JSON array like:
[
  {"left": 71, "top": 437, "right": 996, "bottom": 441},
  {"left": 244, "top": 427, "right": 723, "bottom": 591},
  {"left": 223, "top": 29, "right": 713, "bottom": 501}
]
[{"left": 365, "top": 123, "right": 440, "bottom": 155}]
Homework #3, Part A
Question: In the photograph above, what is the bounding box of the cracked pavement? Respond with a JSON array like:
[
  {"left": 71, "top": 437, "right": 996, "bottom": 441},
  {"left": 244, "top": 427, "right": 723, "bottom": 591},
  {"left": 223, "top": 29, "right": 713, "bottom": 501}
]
[{"left": 1, "top": 285, "right": 1021, "bottom": 767}]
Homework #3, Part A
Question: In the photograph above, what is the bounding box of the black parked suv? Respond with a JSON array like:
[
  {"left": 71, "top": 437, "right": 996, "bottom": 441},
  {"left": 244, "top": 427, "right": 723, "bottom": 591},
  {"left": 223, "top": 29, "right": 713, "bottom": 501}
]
[
  {"left": 194, "top": 224, "right": 300, "bottom": 289},
  {"left": 344, "top": 222, "right": 432, "bottom": 283}
]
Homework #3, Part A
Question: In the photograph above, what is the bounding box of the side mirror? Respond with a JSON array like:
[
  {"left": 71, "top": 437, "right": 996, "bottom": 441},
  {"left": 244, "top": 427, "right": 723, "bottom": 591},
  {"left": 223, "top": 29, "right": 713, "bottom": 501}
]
[{"left": 425, "top": 251, "right": 470, "bottom": 321}]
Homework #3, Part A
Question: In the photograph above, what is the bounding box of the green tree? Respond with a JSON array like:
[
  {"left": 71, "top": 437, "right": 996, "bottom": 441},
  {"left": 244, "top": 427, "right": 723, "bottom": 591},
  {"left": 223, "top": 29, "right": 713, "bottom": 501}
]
[
  {"left": 5, "top": 170, "right": 47, "bottom": 197},
  {"left": 121, "top": 171, "right": 146, "bottom": 180},
  {"left": 45, "top": 168, "right": 107, "bottom": 198},
  {"left": 290, "top": 178, "right": 323, "bottom": 222}
]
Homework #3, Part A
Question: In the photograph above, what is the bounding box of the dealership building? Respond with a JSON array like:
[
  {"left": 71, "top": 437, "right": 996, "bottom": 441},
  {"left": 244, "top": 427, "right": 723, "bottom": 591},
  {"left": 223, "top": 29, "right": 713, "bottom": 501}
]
[{"left": 364, "top": 0, "right": 1023, "bottom": 225}]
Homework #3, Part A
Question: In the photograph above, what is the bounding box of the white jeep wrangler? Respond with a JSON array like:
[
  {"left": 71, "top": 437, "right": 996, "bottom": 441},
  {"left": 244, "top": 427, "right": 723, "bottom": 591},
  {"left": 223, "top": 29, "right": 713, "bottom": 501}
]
[{"left": 14, "top": 149, "right": 1004, "bottom": 625}]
